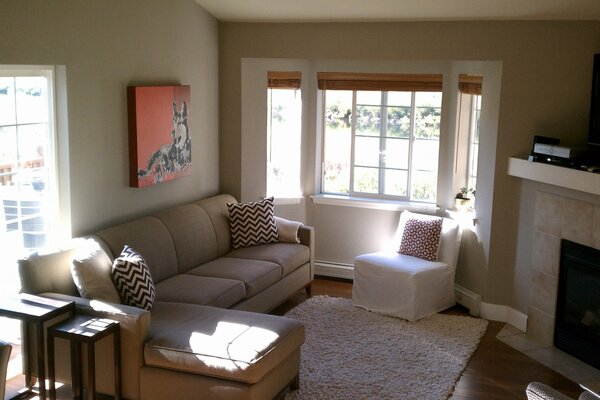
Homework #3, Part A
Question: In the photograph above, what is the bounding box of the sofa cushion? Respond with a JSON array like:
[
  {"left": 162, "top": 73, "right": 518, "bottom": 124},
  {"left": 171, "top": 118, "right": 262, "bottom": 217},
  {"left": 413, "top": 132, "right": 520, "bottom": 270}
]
[
  {"left": 155, "top": 275, "right": 245, "bottom": 308},
  {"left": 227, "top": 197, "right": 279, "bottom": 250},
  {"left": 226, "top": 243, "right": 310, "bottom": 277},
  {"left": 186, "top": 258, "right": 281, "bottom": 298},
  {"left": 96, "top": 216, "right": 178, "bottom": 283},
  {"left": 153, "top": 204, "right": 218, "bottom": 273},
  {"left": 112, "top": 246, "right": 156, "bottom": 311},
  {"left": 195, "top": 194, "right": 237, "bottom": 257},
  {"left": 145, "top": 302, "right": 304, "bottom": 384}
]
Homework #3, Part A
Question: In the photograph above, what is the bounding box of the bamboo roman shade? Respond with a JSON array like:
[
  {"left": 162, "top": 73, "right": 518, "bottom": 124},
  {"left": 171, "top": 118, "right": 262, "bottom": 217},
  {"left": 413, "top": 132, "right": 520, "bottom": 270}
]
[
  {"left": 316, "top": 72, "right": 483, "bottom": 94},
  {"left": 458, "top": 74, "right": 483, "bottom": 95},
  {"left": 317, "top": 72, "right": 443, "bottom": 92},
  {"left": 267, "top": 71, "right": 301, "bottom": 89}
]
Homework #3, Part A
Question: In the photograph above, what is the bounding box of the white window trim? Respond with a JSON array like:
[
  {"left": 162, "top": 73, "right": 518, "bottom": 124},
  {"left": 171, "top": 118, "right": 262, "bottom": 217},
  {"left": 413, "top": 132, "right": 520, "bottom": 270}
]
[
  {"left": 0, "top": 64, "right": 70, "bottom": 246},
  {"left": 311, "top": 193, "right": 439, "bottom": 213}
]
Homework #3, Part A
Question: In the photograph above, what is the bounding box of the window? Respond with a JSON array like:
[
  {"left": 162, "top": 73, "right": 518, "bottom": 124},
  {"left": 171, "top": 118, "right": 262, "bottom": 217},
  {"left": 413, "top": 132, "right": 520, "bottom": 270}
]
[
  {"left": 0, "top": 66, "right": 59, "bottom": 292},
  {"left": 456, "top": 74, "right": 483, "bottom": 202},
  {"left": 320, "top": 72, "right": 442, "bottom": 203},
  {"left": 468, "top": 94, "right": 481, "bottom": 190},
  {"left": 266, "top": 71, "right": 302, "bottom": 198}
]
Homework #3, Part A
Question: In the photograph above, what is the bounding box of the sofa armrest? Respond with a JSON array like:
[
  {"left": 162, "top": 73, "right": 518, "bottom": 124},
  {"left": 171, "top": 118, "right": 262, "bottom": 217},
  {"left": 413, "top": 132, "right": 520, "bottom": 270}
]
[
  {"left": 298, "top": 225, "right": 315, "bottom": 280},
  {"left": 41, "top": 293, "right": 150, "bottom": 400}
]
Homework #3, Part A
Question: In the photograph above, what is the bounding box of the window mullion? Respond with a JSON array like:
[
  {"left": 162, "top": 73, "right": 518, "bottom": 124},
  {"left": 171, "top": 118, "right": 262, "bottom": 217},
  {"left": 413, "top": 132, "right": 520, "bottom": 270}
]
[
  {"left": 349, "top": 91, "right": 357, "bottom": 195},
  {"left": 407, "top": 91, "right": 416, "bottom": 201},
  {"left": 379, "top": 91, "right": 387, "bottom": 195}
]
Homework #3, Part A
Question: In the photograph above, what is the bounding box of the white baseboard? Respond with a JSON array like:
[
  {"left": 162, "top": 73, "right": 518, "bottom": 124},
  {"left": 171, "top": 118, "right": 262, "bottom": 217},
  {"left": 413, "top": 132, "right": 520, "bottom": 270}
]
[
  {"left": 314, "top": 261, "right": 528, "bottom": 332},
  {"left": 481, "top": 302, "right": 528, "bottom": 332}
]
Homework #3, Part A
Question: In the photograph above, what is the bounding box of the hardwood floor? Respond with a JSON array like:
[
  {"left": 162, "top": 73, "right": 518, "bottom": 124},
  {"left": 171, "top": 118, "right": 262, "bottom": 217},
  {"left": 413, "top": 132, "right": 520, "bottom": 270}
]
[
  {"left": 5, "top": 277, "right": 584, "bottom": 399},
  {"left": 273, "top": 277, "right": 585, "bottom": 400}
]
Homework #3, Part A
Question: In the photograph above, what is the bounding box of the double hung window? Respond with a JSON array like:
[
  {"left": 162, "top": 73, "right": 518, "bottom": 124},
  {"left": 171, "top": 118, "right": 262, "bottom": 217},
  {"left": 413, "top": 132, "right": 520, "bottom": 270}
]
[
  {"left": 0, "top": 67, "right": 59, "bottom": 290},
  {"left": 456, "top": 74, "right": 483, "bottom": 199},
  {"left": 320, "top": 73, "right": 442, "bottom": 203},
  {"left": 267, "top": 71, "right": 302, "bottom": 198}
]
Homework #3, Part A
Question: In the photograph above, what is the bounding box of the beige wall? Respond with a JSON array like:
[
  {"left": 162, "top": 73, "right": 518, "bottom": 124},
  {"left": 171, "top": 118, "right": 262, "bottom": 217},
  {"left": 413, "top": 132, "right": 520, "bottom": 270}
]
[
  {"left": 0, "top": 0, "right": 219, "bottom": 235},
  {"left": 219, "top": 21, "right": 600, "bottom": 311}
]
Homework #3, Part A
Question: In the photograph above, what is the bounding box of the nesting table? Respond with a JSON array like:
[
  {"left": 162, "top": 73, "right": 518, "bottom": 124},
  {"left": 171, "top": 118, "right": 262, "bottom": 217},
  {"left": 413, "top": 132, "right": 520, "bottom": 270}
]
[
  {"left": 0, "top": 293, "right": 74, "bottom": 400},
  {"left": 47, "top": 315, "right": 120, "bottom": 400}
]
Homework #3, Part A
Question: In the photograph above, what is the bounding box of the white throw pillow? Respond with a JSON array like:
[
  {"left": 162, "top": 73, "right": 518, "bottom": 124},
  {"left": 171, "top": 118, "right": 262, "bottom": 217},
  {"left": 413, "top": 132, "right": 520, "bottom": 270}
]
[
  {"left": 70, "top": 239, "right": 121, "bottom": 303},
  {"left": 274, "top": 216, "right": 302, "bottom": 244}
]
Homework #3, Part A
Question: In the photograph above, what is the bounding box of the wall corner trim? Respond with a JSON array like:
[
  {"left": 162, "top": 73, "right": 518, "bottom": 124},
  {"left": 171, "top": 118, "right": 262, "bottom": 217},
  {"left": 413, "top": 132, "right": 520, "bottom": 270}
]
[{"left": 481, "top": 302, "right": 528, "bottom": 332}]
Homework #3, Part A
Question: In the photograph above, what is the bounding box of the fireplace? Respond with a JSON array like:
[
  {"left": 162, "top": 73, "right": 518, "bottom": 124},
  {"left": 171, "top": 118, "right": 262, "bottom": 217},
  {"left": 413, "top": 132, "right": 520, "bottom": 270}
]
[{"left": 554, "top": 239, "right": 600, "bottom": 370}]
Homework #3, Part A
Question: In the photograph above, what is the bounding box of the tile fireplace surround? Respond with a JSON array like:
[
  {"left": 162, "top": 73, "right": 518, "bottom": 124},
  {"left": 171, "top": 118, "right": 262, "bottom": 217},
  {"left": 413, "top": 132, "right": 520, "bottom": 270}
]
[{"left": 498, "top": 190, "right": 600, "bottom": 382}]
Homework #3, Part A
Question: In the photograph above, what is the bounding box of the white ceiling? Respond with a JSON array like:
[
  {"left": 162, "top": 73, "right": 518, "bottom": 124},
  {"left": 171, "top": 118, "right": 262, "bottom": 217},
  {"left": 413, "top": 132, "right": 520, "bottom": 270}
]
[{"left": 195, "top": 0, "right": 600, "bottom": 22}]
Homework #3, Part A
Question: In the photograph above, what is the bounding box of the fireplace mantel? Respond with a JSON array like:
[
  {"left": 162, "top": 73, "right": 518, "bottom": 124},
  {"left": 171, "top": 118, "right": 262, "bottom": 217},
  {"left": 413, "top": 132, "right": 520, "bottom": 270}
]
[{"left": 508, "top": 157, "right": 600, "bottom": 196}]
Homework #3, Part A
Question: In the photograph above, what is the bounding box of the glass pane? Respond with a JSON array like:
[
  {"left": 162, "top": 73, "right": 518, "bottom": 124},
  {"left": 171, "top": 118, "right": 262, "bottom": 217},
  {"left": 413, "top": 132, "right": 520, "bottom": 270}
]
[
  {"left": 415, "top": 91, "right": 442, "bottom": 107},
  {"left": 411, "top": 170, "right": 437, "bottom": 202},
  {"left": 355, "top": 105, "right": 381, "bottom": 136},
  {"left": 0, "top": 126, "right": 18, "bottom": 188},
  {"left": 383, "top": 169, "right": 407, "bottom": 196},
  {"left": 387, "top": 106, "right": 410, "bottom": 138},
  {"left": 387, "top": 91, "right": 411, "bottom": 107},
  {"left": 383, "top": 138, "right": 408, "bottom": 169},
  {"left": 17, "top": 124, "right": 47, "bottom": 195},
  {"left": 415, "top": 91, "right": 442, "bottom": 139},
  {"left": 323, "top": 92, "right": 352, "bottom": 194},
  {"left": 356, "top": 91, "right": 381, "bottom": 106},
  {"left": 325, "top": 90, "right": 352, "bottom": 131},
  {"left": 412, "top": 139, "right": 439, "bottom": 172},
  {"left": 16, "top": 77, "right": 47, "bottom": 125},
  {"left": 354, "top": 136, "right": 380, "bottom": 167},
  {"left": 353, "top": 166, "right": 378, "bottom": 194},
  {"left": 0, "top": 77, "right": 16, "bottom": 126},
  {"left": 415, "top": 105, "right": 441, "bottom": 139},
  {"left": 267, "top": 88, "right": 301, "bottom": 197}
]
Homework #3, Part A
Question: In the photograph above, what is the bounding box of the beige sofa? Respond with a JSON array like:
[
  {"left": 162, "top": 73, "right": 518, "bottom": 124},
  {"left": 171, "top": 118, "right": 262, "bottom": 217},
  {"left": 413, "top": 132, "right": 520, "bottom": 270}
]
[{"left": 18, "top": 194, "right": 314, "bottom": 400}]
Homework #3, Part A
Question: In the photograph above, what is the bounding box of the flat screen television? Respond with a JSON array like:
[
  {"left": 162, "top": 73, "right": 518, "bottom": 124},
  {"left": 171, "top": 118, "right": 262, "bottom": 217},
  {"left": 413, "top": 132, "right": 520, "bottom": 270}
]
[{"left": 589, "top": 54, "right": 600, "bottom": 147}]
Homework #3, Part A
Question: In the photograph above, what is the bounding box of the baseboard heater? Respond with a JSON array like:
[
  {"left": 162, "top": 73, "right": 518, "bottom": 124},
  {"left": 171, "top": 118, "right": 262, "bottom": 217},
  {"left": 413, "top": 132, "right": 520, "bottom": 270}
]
[{"left": 314, "top": 261, "right": 354, "bottom": 280}]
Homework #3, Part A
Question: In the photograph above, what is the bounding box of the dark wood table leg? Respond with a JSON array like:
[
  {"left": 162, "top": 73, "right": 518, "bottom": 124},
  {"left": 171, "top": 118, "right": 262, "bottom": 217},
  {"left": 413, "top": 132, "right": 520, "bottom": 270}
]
[
  {"left": 71, "top": 341, "right": 82, "bottom": 400},
  {"left": 21, "top": 322, "right": 33, "bottom": 390},
  {"left": 86, "top": 342, "right": 95, "bottom": 400},
  {"left": 114, "top": 328, "right": 121, "bottom": 400},
  {"left": 35, "top": 321, "right": 46, "bottom": 399},
  {"left": 47, "top": 332, "right": 56, "bottom": 400}
]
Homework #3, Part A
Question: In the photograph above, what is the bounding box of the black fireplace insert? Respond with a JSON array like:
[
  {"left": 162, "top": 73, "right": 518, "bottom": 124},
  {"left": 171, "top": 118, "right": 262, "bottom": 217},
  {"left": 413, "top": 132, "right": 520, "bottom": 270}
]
[{"left": 555, "top": 239, "right": 600, "bottom": 369}]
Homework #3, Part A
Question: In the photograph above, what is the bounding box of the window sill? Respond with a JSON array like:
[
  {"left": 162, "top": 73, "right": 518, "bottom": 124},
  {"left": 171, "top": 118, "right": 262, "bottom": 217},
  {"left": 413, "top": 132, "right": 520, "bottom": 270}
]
[
  {"left": 310, "top": 194, "right": 439, "bottom": 213},
  {"left": 273, "top": 196, "right": 303, "bottom": 205}
]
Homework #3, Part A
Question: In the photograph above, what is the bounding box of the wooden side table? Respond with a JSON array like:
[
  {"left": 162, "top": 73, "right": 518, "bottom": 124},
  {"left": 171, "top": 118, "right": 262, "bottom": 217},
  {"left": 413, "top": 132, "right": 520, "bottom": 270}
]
[
  {"left": 0, "top": 293, "right": 74, "bottom": 400},
  {"left": 47, "top": 315, "right": 120, "bottom": 400}
]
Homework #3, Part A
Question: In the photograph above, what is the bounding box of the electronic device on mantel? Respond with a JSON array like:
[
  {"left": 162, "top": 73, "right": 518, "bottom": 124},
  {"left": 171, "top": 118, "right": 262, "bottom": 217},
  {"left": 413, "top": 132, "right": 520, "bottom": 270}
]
[{"left": 529, "top": 135, "right": 598, "bottom": 171}]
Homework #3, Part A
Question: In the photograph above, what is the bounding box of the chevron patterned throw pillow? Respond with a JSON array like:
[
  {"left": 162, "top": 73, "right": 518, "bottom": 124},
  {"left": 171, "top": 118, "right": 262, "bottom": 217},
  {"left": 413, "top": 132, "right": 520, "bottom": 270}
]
[
  {"left": 111, "top": 245, "right": 156, "bottom": 310},
  {"left": 228, "top": 197, "right": 279, "bottom": 249}
]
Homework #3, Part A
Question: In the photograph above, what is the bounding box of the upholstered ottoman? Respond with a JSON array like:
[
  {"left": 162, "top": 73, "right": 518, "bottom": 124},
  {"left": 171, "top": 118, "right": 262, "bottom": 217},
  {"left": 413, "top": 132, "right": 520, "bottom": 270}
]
[{"left": 140, "top": 302, "right": 304, "bottom": 400}]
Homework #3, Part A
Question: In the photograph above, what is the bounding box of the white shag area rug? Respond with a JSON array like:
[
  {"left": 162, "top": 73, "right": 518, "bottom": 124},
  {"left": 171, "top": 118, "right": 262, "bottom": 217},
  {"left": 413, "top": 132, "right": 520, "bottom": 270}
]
[{"left": 284, "top": 296, "right": 488, "bottom": 400}]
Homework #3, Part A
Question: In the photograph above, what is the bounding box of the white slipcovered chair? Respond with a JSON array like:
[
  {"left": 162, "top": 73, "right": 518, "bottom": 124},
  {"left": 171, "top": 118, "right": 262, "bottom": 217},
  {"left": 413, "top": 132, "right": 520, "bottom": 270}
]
[{"left": 352, "top": 211, "right": 462, "bottom": 321}]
